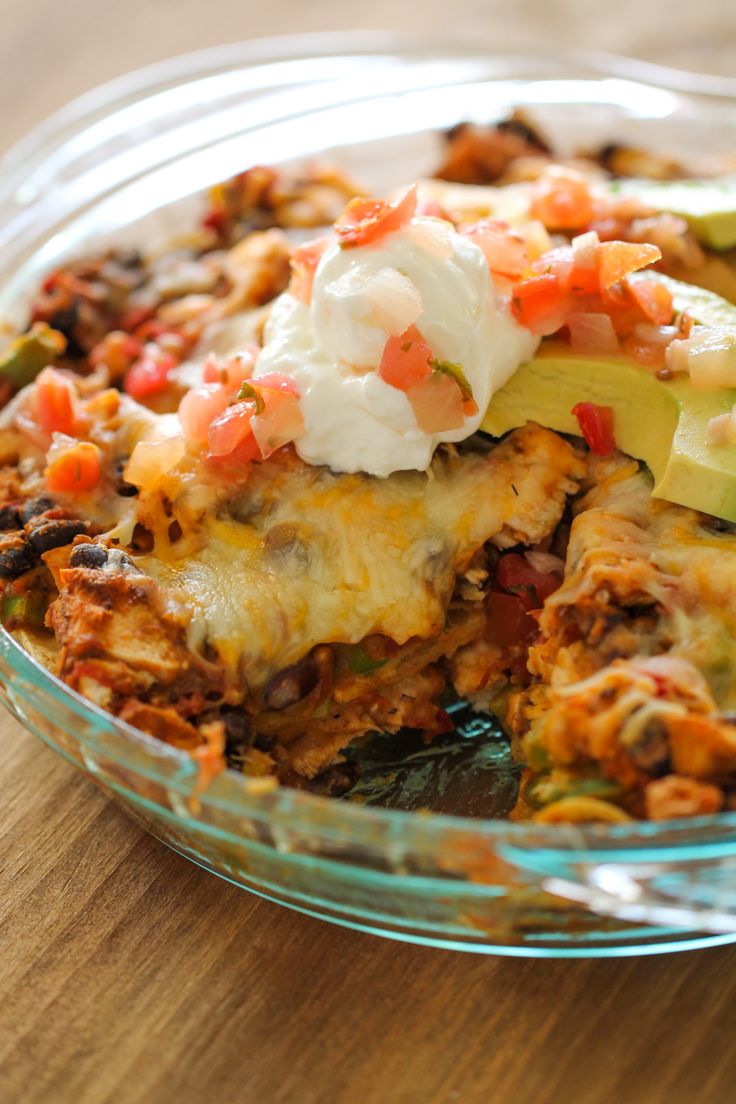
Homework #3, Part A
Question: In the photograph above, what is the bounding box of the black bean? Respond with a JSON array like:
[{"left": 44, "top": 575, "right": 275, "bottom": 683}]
[
  {"left": 624, "top": 718, "right": 670, "bottom": 775},
  {"left": 0, "top": 505, "right": 21, "bottom": 531},
  {"left": 114, "top": 249, "right": 143, "bottom": 270},
  {"left": 130, "top": 523, "right": 153, "bottom": 553},
  {"left": 224, "top": 712, "right": 253, "bottom": 749},
  {"left": 19, "top": 497, "right": 54, "bottom": 524},
  {"left": 308, "top": 762, "right": 360, "bottom": 798},
  {"left": 706, "top": 517, "right": 736, "bottom": 535},
  {"left": 0, "top": 533, "right": 36, "bottom": 579},
  {"left": 113, "top": 459, "right": 138, "bottom": 498},
  {"left": 69, "top": 543, "right": 108, "bottom": 569},
  {"left": 26, "top": 517, "right": 87, "bottom": 554},
  {"left": 497, "top": 114, "right": 551, "bottom": 153},
  {"left": 263, "top": 653, "right": 320, "bottom": 710},
  {"left": 264, "top": 523, "right": 309, "bottom": 569},
  {"left": 223, "top": 712, "right": 255, "bottom": 771},
  {"left": 445, "top": 121, "right": 469, "bottom": 142},
  {"left": 597, "top": 142, "right": 621, "bottom": 168},
  {"left": 46, "top": 306, "right": 79, "bottom": 344},
  {"left": 104, "top": 548, "right": 142, "bottom": 575}
]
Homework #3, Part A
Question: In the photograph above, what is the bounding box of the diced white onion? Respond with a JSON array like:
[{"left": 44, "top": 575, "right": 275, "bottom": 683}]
[
  {"left": 567, "top": 312, "right": 619, "bottom": 355},
  {"left": 125, "top": 435, "right": 186, "bottom": 490},
  {"left": 678, "top": 326, "right": 736, "bottom": 389},
  {"left": 632, "top": 323, "right": 679, "bottom": 346},
  {"left": 664, "top": 338, "right": 691, "bottom": 375},
  {"left": 706, "top": 407, "right": 736, "bottom": 446},
  {"left": 571, "top": 230, "right": 600, "bottom": 270},
  {"left": 525, "top": 550, "right": 565, "bottom": 575},
  {"left": 520, "top": 219, "right": 553, "bottom": 262},
  {"left": 404, "top": 218, "right": 454, "bottom": 258},
  {"left": 363, "top": 267, "right": 424, "bottom": 336},
  {"left": 46, "top": 431, "right": 78, "bottom": 466}
]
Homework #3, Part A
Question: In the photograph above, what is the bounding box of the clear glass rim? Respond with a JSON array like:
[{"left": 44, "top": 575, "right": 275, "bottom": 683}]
[
  {"left": 4, "top": 31, "right": 736, "bottom": 174},
  {"left": 7, "top": 575, "right": 736, "bottom": 855},
  {"left": 3, "top": 31, "right": 736, "bottom": 855}
]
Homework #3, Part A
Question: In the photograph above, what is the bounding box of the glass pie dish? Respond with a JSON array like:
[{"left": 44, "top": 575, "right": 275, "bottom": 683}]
[{"left": 3, "top": 33, "right": 736, "bottom": 957}]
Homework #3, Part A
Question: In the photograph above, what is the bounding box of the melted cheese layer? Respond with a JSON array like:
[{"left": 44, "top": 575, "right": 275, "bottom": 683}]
[{"left": 137, "top": 425, "right": 582, "bottom": 689}]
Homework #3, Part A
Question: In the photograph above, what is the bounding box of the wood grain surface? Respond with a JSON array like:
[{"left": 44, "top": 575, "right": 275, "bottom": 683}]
[{"left": 2, "top": 5, "right": 736, "bottom": 1102}]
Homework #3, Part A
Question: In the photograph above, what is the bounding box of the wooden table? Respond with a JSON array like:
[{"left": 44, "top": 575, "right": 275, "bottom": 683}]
[{"left": 3, "top": 6, "right": 736, "bottom": 1102}]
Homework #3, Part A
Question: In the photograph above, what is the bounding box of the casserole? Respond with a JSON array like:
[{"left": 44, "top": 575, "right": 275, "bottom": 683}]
[{"left": 3, "top": 35, "right": 736, "bottom": 954}]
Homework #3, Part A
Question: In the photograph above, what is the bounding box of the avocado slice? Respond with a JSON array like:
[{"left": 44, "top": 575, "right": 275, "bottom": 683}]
[
  {"left": 483, "top": 278, "right": 736, "bottom": 522},
  {"left": 0, "top": 323, "right": 66, "bottom": 391},
  {"left": 611, "top": 179, "right": 736, "bottom": 251}
]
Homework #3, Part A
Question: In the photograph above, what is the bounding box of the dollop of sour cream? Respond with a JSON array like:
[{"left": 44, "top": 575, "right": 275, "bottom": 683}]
[{"left": 254, "top": 214, "right": 539, "bottom": 477}]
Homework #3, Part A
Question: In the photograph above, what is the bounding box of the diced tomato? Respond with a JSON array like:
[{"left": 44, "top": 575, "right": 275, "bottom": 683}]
[
  {"left": 568, "top": 260, "right": 600, "bottom": 296},
  {"left": 124, "top": 345, "right": 177, "bottom": 400},
  {"left": 252, "top": 372, "right": 300, "bottom": 398},
  {"left": 117, "top": 306, "right": 153, "bottom": 333},
  {"left": 462, "top": 392, "right": 479, "bottom": 417},
  {"left": 89, "top": 332, "right": 143, "bottom": 374},
  {"left": 532, "top": 245, "right": 573, "bottom": 286},
  {"left": 461, "top": 219, "right": 528, "bottom": 277},
  {"left": 598, "top": 241, "right": 662, "bottom": 290},
  {"left": 335, "top": 184, "right": 418, "bottom": 248},
  {"left": 533, "top": 243, "right": 601, "bottom": 298},
  {"left": 626, "top": 273, "right": 674, "bottom": 326},
  {"left": 572, "top": 402, "right": 616, "bottom": 456},
  {"left": 45, "top": 441, "right": 101, "bottom": 494},
  {"left": 590, "top": 279, "right": 674, "bottom": 348},
  {"left": 407, "top": 371, "right": 465, "bottom": 433},
  {"left": 598, "top": 281, "right": 643, "bottom": 338},
  {"left": 251, "top": 388, "right": 305, "bottom": 459},
  {"left": 529, "top": 168, "right": 595, "bottom": 232},
  {"left": 133, "top": 319, "right": 169, "bottom": 342},
  {"left": 496, "top": 552, "right": 560, "bottom": 604},
  {"left": 289, "top": 237, "right": 329, "bottom": 304},
  {"left": 202, "top": 356, "right": 222, "bottom": 385},
  {"left": 484, "top": 591, "right": 537, "bottom": 664},
  {"left": 518, "top": 234, "right": 668, "bottom": 352},
  {"left": 207, "top": 402, "right": 259, "bottom": 459},
  {"left": 202, "top": 208, "right": 227, "bottom": 237},
  {"left": 379, "top": 326, "right": 434, "bottom": 391},
  {"left": 178, "top": 383, "right": 230, "bottom": 446},
  {"left": 35, "top": 367, "right": 77, "bottom": 435},
  {"left": 511, "top": 274, "right": 570, "bottom": 336},
  {"left": 229, "top": 438, "right": 264, "bottom": 466}
]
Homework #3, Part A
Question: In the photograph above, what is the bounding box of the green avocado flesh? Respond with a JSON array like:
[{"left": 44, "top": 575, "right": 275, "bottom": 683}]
[
  {"left": 611, "top": 178, "right": 736, "bottom": 251},
  {"left": 483, "top": 278, "right": 736, "bottom": 522}
]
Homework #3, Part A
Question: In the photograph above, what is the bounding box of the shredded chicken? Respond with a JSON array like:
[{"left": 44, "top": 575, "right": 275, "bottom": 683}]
[{"left": 512, "top": 456, "right": 736, "bottom": 817}]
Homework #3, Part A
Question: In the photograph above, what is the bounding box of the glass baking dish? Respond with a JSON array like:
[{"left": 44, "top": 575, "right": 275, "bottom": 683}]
[{"left": 3, "top": 33, "right": 736, "bottom": 957}]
